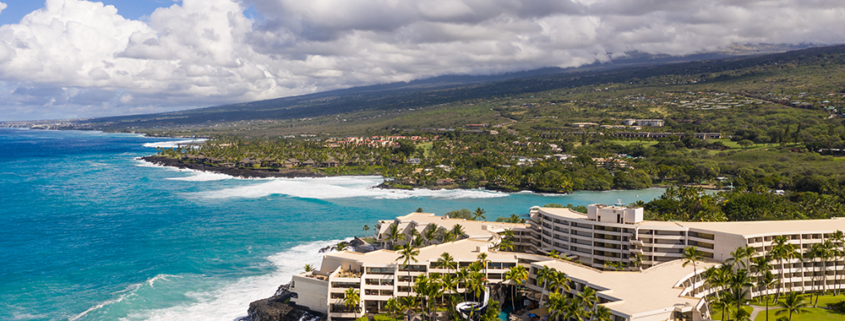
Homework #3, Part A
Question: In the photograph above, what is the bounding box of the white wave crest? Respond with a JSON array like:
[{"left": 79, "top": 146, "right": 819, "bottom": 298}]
[
  {"left": 128, "top": 240, "right": 337, "bottom": 321},
  {"left": 142, "top": 139, "right": 206, "bottom": 149},
  {"left": 148, "top": 274, "right": 183, "bottom": 289},
  {"left": 190, "top": 176, "right": 508, "bottom": 200},
  {"left": 69, "top": 283, "right": 144, "bottom": 321},
  {"left": 165, "top": 171, "right": 233, "bottom": 182}
]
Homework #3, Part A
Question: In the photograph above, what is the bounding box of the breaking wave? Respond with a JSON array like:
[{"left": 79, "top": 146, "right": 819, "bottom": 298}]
[
  {"left": 190, "top": 176, "right": 509, "bottom": 200},
  {"left": 126, "top": 240, "right": 336, "bottom": 321},
  {"left": 142, "top": 139, "right": 206, "bottom": 149}
]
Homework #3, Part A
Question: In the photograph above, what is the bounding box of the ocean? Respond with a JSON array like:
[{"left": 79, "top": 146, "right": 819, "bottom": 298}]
[{"left": 0, "top": 129, "right": 666, "bottom": 321}]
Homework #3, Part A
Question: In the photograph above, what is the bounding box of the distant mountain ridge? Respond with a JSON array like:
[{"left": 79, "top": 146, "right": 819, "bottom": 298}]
[{"left": 11, "top": 43, "right": 835, "bottom": 129}]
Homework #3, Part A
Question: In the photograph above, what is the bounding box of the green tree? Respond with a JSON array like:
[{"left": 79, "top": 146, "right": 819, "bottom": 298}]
[
  {"left": 775, "top": 292, "right": 809, "bottom": 321},
  {"left": 738, "top": 139, "right": 754, "bottom": 149},
  {"left": 344, "top": 288, "right": 361, "bottom": 318},
  {"left": 473, "top": 207, "right": 487, "bottom": 221},
  {"left": 385, "top": 297, "right": 401, "bottom": 321},
  {"left": 436, "top": 252, "right": 457, "bottom": 274},
  {"left": 396, "top": 243, "right": 420, "bottom": 297},
  {"left": 682, "top": 246, "right": 704, "bottom": 298},
  {"left": 384, "top": 224, "right": 406, "bottom": 249},
  {"left": 504, "top": 265, "right": 528, "bottom": 312},
  {"left": 757, "top": 270, "right": 779, "bottom": 321}
]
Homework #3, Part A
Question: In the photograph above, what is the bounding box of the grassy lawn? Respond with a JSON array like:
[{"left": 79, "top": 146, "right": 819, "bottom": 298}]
[
  {"left": 417, "top": 142, "right": 434, "bottom": 157},
  {"left": 751, "top": 293, "right": 845, "bottom": 308},
  {"left": 749, "top": 294, "right": 845, "bottom": 321},
  {"left": 754, "top": 307, "right": 845, "bottom": 321},
  {"left": 607, "top": 140, "right": 658, "bottom": 147},
  {"left": 710, "top": 306, "right": 754, "bottom": 320}
]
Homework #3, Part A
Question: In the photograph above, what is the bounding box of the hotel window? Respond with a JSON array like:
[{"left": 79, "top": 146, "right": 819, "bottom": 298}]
[{"left": 366, "top": 267, "right": 395, "bottom": 274}]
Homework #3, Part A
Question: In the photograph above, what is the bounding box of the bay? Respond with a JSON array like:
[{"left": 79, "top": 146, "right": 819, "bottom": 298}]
[{"left": 0, "top": 128, "right": 665, "bottom": 321}]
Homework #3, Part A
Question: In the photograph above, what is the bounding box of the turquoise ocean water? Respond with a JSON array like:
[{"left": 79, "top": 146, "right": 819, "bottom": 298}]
[{"left": 0, "top": 129, "right": 665, "bottom": 321}]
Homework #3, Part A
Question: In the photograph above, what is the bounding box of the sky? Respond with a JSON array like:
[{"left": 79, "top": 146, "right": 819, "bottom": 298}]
[{"left": 0, "top": 0, "right": 843, "bottom": 121}]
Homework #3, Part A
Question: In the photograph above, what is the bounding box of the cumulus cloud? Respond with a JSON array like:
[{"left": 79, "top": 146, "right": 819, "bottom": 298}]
[{"left": 0, "top": 0, "right": 844, "bottom": 120}]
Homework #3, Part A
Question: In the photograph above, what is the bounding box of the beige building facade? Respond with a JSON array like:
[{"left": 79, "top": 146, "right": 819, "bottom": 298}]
[{"left": 289, "top": 207, "right": 845, "bottom": 321}]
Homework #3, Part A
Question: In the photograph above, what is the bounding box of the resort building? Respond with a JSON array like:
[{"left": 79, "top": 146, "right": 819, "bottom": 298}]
[{"left": 289, "top": 206, "right": 845, "bottom": 321}]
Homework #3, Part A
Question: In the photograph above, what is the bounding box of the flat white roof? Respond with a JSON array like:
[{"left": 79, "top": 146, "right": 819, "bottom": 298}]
[
  {"left": 327, "top": 239, "right": 519, "bottom": 266},
  {"left": 533, "top": 259, "right": 718, "bottom": 318},
  {"left": 538, "top": 207, "right": 845, "bottom": 237},
  {"left": 395, "top": 212, "right": 529, "bottom": 240}
]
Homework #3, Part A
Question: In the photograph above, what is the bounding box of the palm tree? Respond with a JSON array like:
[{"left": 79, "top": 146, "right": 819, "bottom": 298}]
[
  {"left": 384, "top": 223, "right": 406, "bottom": 249},
  {"left": 729, "top": 269, "right": 754, "bottom": 314},
  {"left": 577, "top": 286, "right": 598, "bottom": 318},
  {"left": 804, "top": 243, "right": 821, "bottom": 298},
  {"left": 732, "top": 307, "right": 751, "bottom": 321},
  {"left": 385, "top": 297, "right": 401, "bottom": 321},
  {"left": 815, "top": 240, "right": 835, "bottom": 306},
  {"left": 775, "top": 292, "right": 809, "bottom": 321},
  {"left": 505, "top": 265, "right": 528, "bottom": 312},
  {"left": 436, "top": 252, "right": 457, "bottom": 274},
  {"left": 400, "top": 296, "right": 419, "bottom": 321},
  {"left": 451, "top": 224, "right": 466, "bottom": 240},
  {"left": 544, "top": 292, "right": 568, "bottom": 321},
  {"left": 363, "top": 224, "right": 370, "bottom": 236},
  {"left": 726, "top": 246, "right": 755, "bottom": 269},
  {"left": 440, "top": 273, "right": 459, "bottom": 305},
  {"left": 711, "top": 291, "right": 733, "bottom": 321},
  {"left": 343, "top": 288, "right": 361, "bottom": 318},
  {"left": 396, "top": 243, "right": 420, "bottom": 297},
  {"left": 831, "top": 230, "right": 844, "bottom": 295},
  {"left": 467, "top": 271, "right": 487, "bottom": 301},
  {"left": 682, "top": 246, "right": 704, "bottom": 298},
  {"left": 549, "top": 271, "right": 571, "bottom": 294},
  {"left": 536, "top": 266, "right": 554, "bottom": 303},
  {"left": 757, "top": 270, "right": 779, "bottom": 321},
  {"left": 593, "top": 305, "right": 612, "bottom": 321},
  {"left": 771, "top": 235, "right": 789, "bottom": 300},
  {"left": 304, "top": 264, "right": 314, "bottom": 272},
  {"left": 456, "top": 268, "right": 471, "bottom": 300},
  {"left": 473, "top": 207, "right": 487, "bottom": 221},
  {"left": 424, "top": 225, "right": 439, "bottom": 245},
  {"left": 442, "top": 230, "right": 457, "bottom": 243},
  {"left": 477, "top": 252, "right": 490, "bottom": 276}
]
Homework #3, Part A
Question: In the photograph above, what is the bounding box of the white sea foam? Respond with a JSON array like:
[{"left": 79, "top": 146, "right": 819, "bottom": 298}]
[
  {"left": 142, "top": 139, "right": 206, "bottom": 149},
  {"left": 70, "top": 282, "right": 145, "bottom": 321},
  {"left": 127, "top": 240, "right": 338, "bottom": 321},
  {"left": 165, "top": 171, "right": 233, "bottom": 182},
  {"left": 191, "top": 176, "right": 508, "bottom": 200},
  {"left": 147, "top": 274, "right": 182, "bottom": 289}
]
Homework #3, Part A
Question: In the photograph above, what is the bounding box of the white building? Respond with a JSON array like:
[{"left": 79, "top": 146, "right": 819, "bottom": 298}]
[{"left": 289, "top": 207, "right": 845, "bottom": 321}]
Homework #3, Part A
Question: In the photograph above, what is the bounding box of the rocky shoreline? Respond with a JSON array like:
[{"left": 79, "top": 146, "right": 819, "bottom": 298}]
[{"left": 140, "top": 156, "right": 329, "bottom": 179}]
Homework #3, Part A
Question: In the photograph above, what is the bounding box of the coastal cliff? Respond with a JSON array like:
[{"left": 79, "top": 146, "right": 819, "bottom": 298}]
[
  {"left": 140, "top": 156, "right": 328, "bottom": 179},
  {"left": 245, "top": 284, "right": 325, "bottom": 321},
  {"left": 245, "top": 296, "right": 324, "bottom": 321}
]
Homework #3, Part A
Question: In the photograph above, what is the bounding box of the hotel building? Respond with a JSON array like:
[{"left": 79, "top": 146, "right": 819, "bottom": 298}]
[{"left": 289, "top": 206, "right": 845, "bottom": 321}]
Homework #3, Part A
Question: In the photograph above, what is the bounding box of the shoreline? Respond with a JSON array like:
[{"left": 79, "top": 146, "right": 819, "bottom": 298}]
[
  {"left": 140, "top": 156, "right": 330, "bottom": 179},
  {"left": 140, "top": 155, "right": 664, "bottom": 195}
]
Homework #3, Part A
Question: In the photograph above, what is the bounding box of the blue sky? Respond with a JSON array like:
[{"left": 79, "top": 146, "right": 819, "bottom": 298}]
[
  {"left": 0, "top": 0, "right": 180, "bottom": 25},
  {"left": 0, "top": 0, "right": 842, "bottom": 121}
]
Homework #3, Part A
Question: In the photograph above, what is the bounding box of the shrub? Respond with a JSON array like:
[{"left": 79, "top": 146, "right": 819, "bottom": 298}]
[{"left": 374, "top": 314, "right": 398, "bottom": 321}]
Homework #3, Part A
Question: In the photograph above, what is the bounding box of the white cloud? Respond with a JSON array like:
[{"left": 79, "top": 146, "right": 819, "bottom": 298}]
[
  {"left": 0, "top": 3, "right": 7, "bottom": 15},
  {"left": 0, "top": 0, "right": 844, "bottom": 120}
]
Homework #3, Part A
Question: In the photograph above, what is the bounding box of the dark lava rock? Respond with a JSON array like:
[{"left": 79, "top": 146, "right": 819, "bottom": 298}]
[
  {"left": 140, "top": 156, "right": 327, "bottom": 179},
  {"left": 245, "top": 295, "right": 325, "bottom": 321}
]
